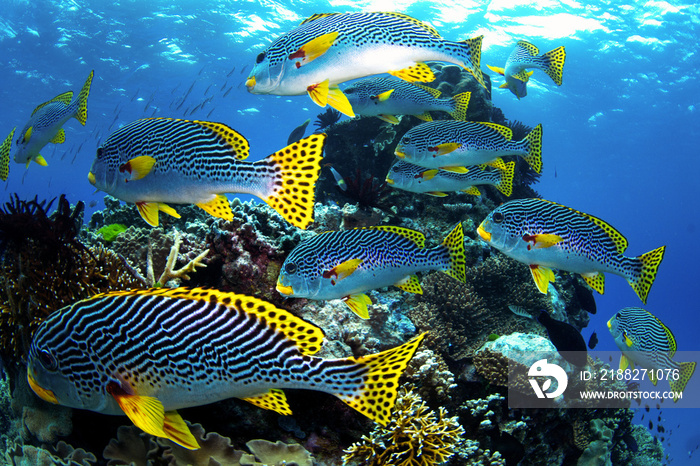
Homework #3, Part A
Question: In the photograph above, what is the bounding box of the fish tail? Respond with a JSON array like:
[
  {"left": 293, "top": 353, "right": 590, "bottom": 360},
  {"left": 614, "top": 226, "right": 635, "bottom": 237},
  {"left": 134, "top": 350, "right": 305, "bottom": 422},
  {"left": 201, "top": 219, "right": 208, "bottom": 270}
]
[
  {"left": 669, "top": 361, "right": 696, "bottom": 401},
  {"left": 0, "top": 128, "right": 15, "bottom": 181},
  {"left": 538, "top": 46, "right": 566, "bottom": 86},
  {"left": 334, "top": 333, "right": 425, "bottom": 426},
  {"left": 440, "top": 223, "right": 467, "bottom": 283},
  {"left": 74, "top": 70, "right": 94, "bottom": 125},
  {"left": 457, "top": 36, "right": 486, "bottom": 89},
  {"left": 627, "top": 245, "right": 666, "bottom": 304},
  {"left": 448, "top": 91, "right": 471, "bottom": 121},
  {"left": 255, "top": 133, "right": 326, "bottom": 229},
  {"left": 495, "top": 160, "right": 515, "bottom": 197},
  {"left": 522, "top": 123, "right": 543, "bottom": 173}
]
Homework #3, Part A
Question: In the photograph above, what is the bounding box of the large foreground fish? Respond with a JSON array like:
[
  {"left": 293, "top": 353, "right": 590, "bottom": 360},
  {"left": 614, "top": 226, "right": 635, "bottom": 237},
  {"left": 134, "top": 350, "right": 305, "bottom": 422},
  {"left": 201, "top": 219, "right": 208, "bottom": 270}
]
[
  {"left": 27, "top": 287, "right": 426, "bottom": 448},
  {"left": 487, "top": 41, "right": 565, "bottom": 99},
  {"left": 608, "top": 307, "right": 695, "bottom": 401},
  {"left": 277, "top": 224, "right": 466, "bottom": 318},
  {"left": 477, "top": 198, "right": 665, "bottom": 304},
  {"left": 1, "top": 70, "right": 93, "bottom": 175},
  {"left": 246, "top": 12, "right": 485, "bottom": 116},
  {"left": 88, "top": 118, "right": 326, "bottom": 229}
]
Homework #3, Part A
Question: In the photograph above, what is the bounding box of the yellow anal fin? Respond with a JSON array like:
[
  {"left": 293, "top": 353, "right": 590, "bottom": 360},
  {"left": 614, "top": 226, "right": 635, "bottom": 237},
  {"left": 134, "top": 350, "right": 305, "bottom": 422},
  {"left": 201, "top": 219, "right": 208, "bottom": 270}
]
[
  {"left": 325, "top": 258, "right": 363, "bottom": 282},
  {"left": 34, "top": 155, "right": 48, "bottom": 166},
  {"left": 581, "top": 272, "right": 605, "bottom": 295},
  {"left": 670, "top": 362, "right": 697, "bottom": 402},
  {"left": 461, "top": 186, "right": 481, "bottom": 196},
  {"left": 439, "top": 165, "right": 468, "bottom": 174},
  {"left": 433, "top": 142, "right": 461, "bottom": 155},
  {"left": 50, "top": 128, "right": 66, "bottom": 144},
  {"left": 342, "top": 293, "right": 371, "bottom": 319},
  {"left": 158, "top": 203, "right": 181, "bottom": 219},
  {"left": 75, "top": 70, "right": 94, "bottom": 125},
  {"left": 289, "top": 31, "right": 339, "bottom": 66},
  {"left": 529, "top": 264, "right": 555, "bottom": 294},
  {"left": 0, "top": 128, "right": 15, "bottom": 181},
  {"left": 196, "top": 194, "right": 233, "bottom": 221},
  {"left": 377, "top": 114, "right": 399, "bottom": 125},
  {"left": 31, "top": 91, "right": 73, "bottom": 116},
  {"left": 120, "top": 155, "right": 156, "bottom": 181},
  {"left": 394, "top": 275, "right": 423, "bottom": 294},
  {"left": 242, "top": 389, "right": 292, "bottom": 415},
  {"left": 415, "top": 112, "right": 433, "bottom": 122},
  {"left": 388, "top": 62, "right": 435, "bottom": 83},
  {"left": 426, "top": 191, "right": 448, "bottom": 197},
  {"left": 486, "top": 64, "right": 505, "bottom": 76},
  {"left": 336, "top": 333, "right": 426, "bottom": 426},
  {"left": 327, "top": 85, "right": 354, "bottom": 117},
  {"left": 163, "top": 411, "right": 199, "bottom": 450},
  {"left": 375, "top": 89, "right": 394, "bottom": 102}
]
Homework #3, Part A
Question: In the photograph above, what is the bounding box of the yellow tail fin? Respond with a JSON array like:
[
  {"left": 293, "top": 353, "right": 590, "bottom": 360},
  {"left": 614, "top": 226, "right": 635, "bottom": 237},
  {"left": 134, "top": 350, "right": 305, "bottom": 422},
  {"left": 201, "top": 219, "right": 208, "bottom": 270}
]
[
  {"left": 669, "top": 361, "right": 696, "bottom": 402},
  {"left": 257, "top": 133, "right": 326, "bottom": 229},
  {"left": 335, "top": 333, "right": 425, "bottom": 426},
  {"left": 540, "top": 46, "right": 566, "bottom": 86},
  {"left": 629, "top": 245, "right": 666, "bottom": 304},
  {"left": 0, "top": 128, "right": 15, "bottom": 181},
  {"left": 448, "top": 91, "right": 471, "bottom": 121},
  {"left": 523, "top": 123, "right": 543, "bottom": 173},
  {"left": 495, "top": 161, "right": 515, "bottom": 197},
  {"left": 440, "top": 223, "right": 467, "bottom": 283},
  {"left": 75, "top": 70, "right": 94, "bottom": 125}
]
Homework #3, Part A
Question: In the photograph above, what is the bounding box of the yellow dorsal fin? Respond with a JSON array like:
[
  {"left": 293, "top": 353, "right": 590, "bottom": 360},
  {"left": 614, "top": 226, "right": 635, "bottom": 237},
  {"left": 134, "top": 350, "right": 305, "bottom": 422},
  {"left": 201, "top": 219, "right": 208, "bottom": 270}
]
[
  {"left": 529, "top": 264, "right": 555, "bottom": 294},
  {"left": 343, "top": 293, "right": 371, "bottom": 319},
  {"left": 377, "top": 114, "right": 399, "bottom": 124},
  {"left": 0, "top": 128, "right": 15, "bottom": 181},
  {"left": 182, "top": 119, "right": 250, "bottom": 160},
  {"left": 31, "top": 91, "right": 73, "bottom": 116},
  {"left": 196, "top": 194, "right": 233, "bottom": 221},
  {"left": 34, "top": 155, "right": 48, "bottom": 166},
  {"left": 375, "top": 89, "right": 394, "bottom": 102},
  {"left": 327, "top": 258, "right": 363, "bottom": 281},
  {"left": 75, "top": 70, "right": 93, "bottom": 125},
  {"left": 462, "top": 186, "right": 481, "bottom": 196},
  {"left": 394, "top": 275, "right": 423, "bottom": 294},
  {"left": 121, "top": 155, "right": 156, "bottom": 181},
  {"left": 163, "top": 412, "right": 199, "bottom": 450},
  {"left": 440, "top": 165, "right": 468, "bottom": 174},
  {"left": 434, "top": 142, "right": 461, "bottom": 155},
  {"left": 299, "top": 13, "right": 339, "bottom": 25},
  {"left": 412, "top": 82, "right": 441, "bottom": 98},
  {"left": 388, "top": 62, "right": 435, "bottom": 83},
  {"left": 242, "top": 389, "right": 292, "bottom": 415},
  {"left": 327, "top": 85, "right": 354, "bottom": 117},
  {"left": 420, "top": 169, "right": 439, "bottom": 180},
  {"left": 486, "top": 64, "right": 505, "bottom": 76},
  {"left": 383, "top": 12, "right": 441, "bottom": 37},
  {"left": 478, "top": 122, "right": 513, "bottom": 140},
  {"left": 136, "top": 202, "right": 160, "bottom": 226},
  {"left": 157, "top": 203, "right": 181, "bottom": 219},
  {"left": 581, "top": 272, "right": 605, "bottom": 295},
  {"left": 655, "top": 313, "right": 676, "bottom": 355},
  {"left": 517, "top": 40, "right": 540, "bottom": 56},
  {"left": 364, "top": 225, "right": 425, "bottom": 248},
  {"left": 50, "top": 128, "right": 66, "bottom": 144},
  {"left": 289, "top": 31, "right": 339, "bottom": 66}
]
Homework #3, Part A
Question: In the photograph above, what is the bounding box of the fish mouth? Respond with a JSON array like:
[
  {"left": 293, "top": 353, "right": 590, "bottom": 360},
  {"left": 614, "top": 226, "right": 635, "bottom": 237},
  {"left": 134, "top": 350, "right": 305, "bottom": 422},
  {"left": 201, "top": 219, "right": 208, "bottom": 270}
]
[
  {"left": 27, "top": 370, "right": 58, "bottom": 404},
  {"left": 276, "top": 280, "right": 294, "bottom": 296},
  {"left": 476, "top": 224, "right": 491, "bottom": 242},
  {"left": 394, "top": 149, "right": 406, "bottom": 159},
  {"left": 385, "top": 177, "right": 394, "bottom": 185},
  {"left": 87, "top": 172, "right": 96, "bottom": 185},
  {"left": 606, "top": 318, "right": 613, "bottom": 330},
  {"left": 245, "top": 76, "right": 256, "bottom": 90}
]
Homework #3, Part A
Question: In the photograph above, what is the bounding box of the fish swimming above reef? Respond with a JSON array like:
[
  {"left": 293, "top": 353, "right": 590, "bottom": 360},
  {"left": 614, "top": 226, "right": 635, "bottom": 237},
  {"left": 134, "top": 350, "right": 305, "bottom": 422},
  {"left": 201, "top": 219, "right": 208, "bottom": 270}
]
[
  {"left": 277, "top": 224, "right": 466, "bottom": 318},
  {"left": 8, "top": 70, "right": 93, "bottom": 170},
  {"left": 386, "top": 159, "right": 515, "bottom": 197},
  {"left": 608, "top": 307, "right": 696, "bottom": 401},
  {"left": 343, "top": 77, "right": 471, "bottom": 124},
  {"left": 486, "top": 40, "right": 566, "bottom": 99},
  {"left": 287, "top": 118, "right": 310, "bottom": 144},
  {"left": 537, "top": 310, "right": 588, "bottom": 367},
  {"left": 88, "top": 118, "right": 326, "bottom": 229},
  {"left": 26, "top": 287, "right": 426, "bottom": 448},
  {"left": 245, "top": 12, "right": 485, "bottom": 116},
  {"left": 588, "top": 331, "right": 599, "bottom": 350},
  {"left": 476, "top": 198, "right": 666, "bottom": 304},
  {"left": 394, "top": 120, "right": 543, "bottom": 174}
]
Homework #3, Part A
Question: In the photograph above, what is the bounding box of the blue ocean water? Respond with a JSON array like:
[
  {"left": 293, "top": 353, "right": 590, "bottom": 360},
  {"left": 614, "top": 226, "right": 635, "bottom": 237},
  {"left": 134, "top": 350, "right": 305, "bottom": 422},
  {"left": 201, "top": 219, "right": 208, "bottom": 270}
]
[{"left": 1, "top": 0, "right": 699, "bottom": 462}]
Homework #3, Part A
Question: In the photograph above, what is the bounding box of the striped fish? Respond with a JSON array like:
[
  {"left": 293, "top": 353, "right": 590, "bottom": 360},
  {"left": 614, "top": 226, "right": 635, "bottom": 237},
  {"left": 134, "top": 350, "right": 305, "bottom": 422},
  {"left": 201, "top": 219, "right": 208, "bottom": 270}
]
[
  {"left": 386, "top": 159, "right": 514, "bottom": 197},
  {"left": 245, "top": 12, "right": 484, "bottom": 116},
  {"left": 486, "top": 40, "right": 566, "bottom": 99},
  {"left": 395, "top": 120, "right": 543, "bottom": 173},
  {"left": 88, "top": 118, "right": 326, "bottom": 229},
  {"left": 608, "top": 307, "right": 695, "bottom": 401},
  {"left": 26, "top": 287, "right": 426, "bottom": 448},
  {"left": 344, "top": 77, "right": 471, "bottom": 124},
  {"left": 476, "top": 198, "right": 665, "bottom": 304},
  {"left": 9, "top": 70, "right": 93, "bottom": 170},
  {"left": 276, "top": 224, "right": 466, "bottom": 318}
]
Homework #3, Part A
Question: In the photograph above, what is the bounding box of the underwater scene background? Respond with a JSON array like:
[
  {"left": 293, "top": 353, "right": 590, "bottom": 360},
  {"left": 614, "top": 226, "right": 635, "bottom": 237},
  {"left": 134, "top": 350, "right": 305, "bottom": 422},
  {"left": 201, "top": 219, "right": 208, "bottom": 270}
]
[{"left": 1, "top": 0, "right": 699, "bottom": 464}]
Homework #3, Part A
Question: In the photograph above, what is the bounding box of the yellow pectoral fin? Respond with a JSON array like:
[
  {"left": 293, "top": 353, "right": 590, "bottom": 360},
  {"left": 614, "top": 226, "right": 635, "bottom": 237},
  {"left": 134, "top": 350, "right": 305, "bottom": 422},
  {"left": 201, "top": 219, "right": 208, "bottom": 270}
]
[
  {"left": 289, "top": 31, "right": 339, "bottom": 65},
  {"left": 394, "top": 275, "right": 423, "bottom": 294},
  {"left": 121, "top": 155, "right": 156, "bottom": 181},
  {"left": 327, "top": 86, "right": 355, "bottom": 117},
  {"left": 24, "top": 127, "right": 33, "bottom": 143},
  {"left": 529, "top": 264, "right": 555, "bottom": 294},
  {"left": 623, "top": 332, "right": 634, "bottom": 348},
  {"left": 163, "top": 411, "right": 199, "bottom": 450},
  {"left": 307, "top": 80, "right": 330, "bottom": 107},
  {"left": 377, "top": 114, "right": 400, "bottom": 125},
  {"left": 439, "top": 166, "right": 469, "bottom": 174},
  {"left": 486, "top": 64, "right": 505, "bottom": 75},
  {"left": 50, "top": 128, "right": 66, "bottom": 144},
  {"left": 530, "top": 234, "right": 564, "bottom": 249},
  {"left": 435, "top": 142, "right": 461, "bottom": 155},
  {"left": 242, "top": 389, "right": 292, "bottom": 415},
  {"left": 421, "top": 169, "right": 439, "bottom": 180},
  {"left": 388, "top": 62, "right": 435, "bottom": 83},
  {"left": 329, "top": 258, "right": 363, "bottom": 281},
  {"left": 461, "top": 186, "right": 481, "bottom": 196},
  {"left": 196, "top": 194, "right": 232, "bottom": 221},
  {"left": 581, "top": 272, "right": 605, "bottom": 295},
  {"left": 376, "top": 89, "right": 394, "bottom": 102},
  {"left": 136, "top": 202, "right": 159, "bottom": 227},
  {"left": 34, "top": 155, "right": 48, "bottom": 166},
  {"left": 342, "top": 294, "right": 371, "bottom": 319}
]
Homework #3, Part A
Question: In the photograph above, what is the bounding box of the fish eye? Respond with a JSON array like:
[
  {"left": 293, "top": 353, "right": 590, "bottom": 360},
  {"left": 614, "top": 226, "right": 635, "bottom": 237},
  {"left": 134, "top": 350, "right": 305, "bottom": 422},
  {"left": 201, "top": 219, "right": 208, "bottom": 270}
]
[
  {"left": 96, "top": 148, "right": 103, "bottom": 159},
  {"left": 38, "top": 349, "right": 57, "bottom": 371},
  {"left": 256, "top": 52, "right": 266, "bottom": 64},
  {"left": 284, "top": 262, "right": 297, "bottom": 274},
  {"left": 493, "top": 212, "right": 504, "bottom": 223},
  {"left": 403, "top": 136, "right": 411, "bottom": 144}
]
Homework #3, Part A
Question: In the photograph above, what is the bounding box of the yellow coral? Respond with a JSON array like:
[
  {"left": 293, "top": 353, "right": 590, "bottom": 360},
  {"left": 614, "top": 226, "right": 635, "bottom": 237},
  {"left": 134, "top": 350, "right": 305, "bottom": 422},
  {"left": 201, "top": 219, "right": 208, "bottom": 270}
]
[{"left": 342, "top": 387, "right": 464, "bottom": 466}]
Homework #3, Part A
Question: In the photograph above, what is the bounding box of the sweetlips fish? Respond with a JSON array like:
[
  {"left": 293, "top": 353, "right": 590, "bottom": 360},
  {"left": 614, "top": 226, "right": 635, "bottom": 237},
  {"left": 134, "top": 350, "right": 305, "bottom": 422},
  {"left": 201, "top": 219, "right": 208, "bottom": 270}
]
[
  {"left": 486, "top": 40, "right": 566, "bottom": 99},
  {"left": 26, "top": 287, "right": 426, "bottom": 448},
  {"left": 608, "top": 307, "right": 696, "bottom": 401},
  {"left": 2, "top": 70, "right": 93, "bottom": 174},
  {"left": 386, "top": 159, "right": 515, "bottom": 197},
  {"left": 245, "top": 12, "right": 485, "bottom": 116},
  {"left": 476, "top": 198, "right": 665, "bottom": 304},
  {"left": 88, "top": 118, "right": 326, "bottom": 229},
  {"left": 395, "top": 120, "right": 543, "bottom": 173},
  {"left": 343, "top": 77, "right": 471, "bottom": 124},
  {"left": 276, "top": 223, "right": 466, "bottom": 318}
]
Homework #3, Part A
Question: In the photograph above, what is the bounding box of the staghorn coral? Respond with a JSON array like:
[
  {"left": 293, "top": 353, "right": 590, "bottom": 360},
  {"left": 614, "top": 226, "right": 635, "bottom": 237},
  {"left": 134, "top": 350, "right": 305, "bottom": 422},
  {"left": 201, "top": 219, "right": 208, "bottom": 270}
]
[
  {"left": 342, "top": 387, "right": 464, "bottom": 466},
  {"left": 146, "top": 229, "right": 209, "bottom": 287}
]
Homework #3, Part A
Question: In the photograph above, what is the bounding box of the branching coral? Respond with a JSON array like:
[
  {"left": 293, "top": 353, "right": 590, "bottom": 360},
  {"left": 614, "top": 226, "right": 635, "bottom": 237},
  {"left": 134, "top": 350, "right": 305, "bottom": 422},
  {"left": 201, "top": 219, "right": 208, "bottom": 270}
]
[
  {"left": 342, "top": 387, "right": 464, "bottom": 466},
  {"left": 146, "top": 229, "right": 209, "bottom": 287}
]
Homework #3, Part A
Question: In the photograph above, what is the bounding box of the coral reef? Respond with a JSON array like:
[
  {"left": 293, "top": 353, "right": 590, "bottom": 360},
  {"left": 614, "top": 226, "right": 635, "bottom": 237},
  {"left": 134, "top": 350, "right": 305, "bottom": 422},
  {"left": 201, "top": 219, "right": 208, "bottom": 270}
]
[
  {"left": 4, "top": 437, "right": 97, "bottom": 466},
  {"left": 103, "top": 426, "right": 159, "bottom": 466},
  {"left": 313, "top": 107, "right": 342, "bottom": 132}
]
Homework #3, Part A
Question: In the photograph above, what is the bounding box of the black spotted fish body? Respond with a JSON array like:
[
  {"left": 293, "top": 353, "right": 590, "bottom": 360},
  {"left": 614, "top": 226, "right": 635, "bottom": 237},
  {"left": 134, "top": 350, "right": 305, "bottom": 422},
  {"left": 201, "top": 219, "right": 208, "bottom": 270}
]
[
  {"left": 487, "top": 40, "right": 566, "bottom": 99},
  {"left": 276, "top": 224, "right": 466, "bottom": 318},
  {"left": 477, "top": 198, "right": 665, "bottom": 304},
  {"left": 27, "top": 287, "right": 425, "bottom": 448},
  {"left": 88, "top": 118, "right": 326, "bottom": 228},
  {"left": 608, "top": 307, "right": 695, "bottom": 401},
  {"left": 395, "top": 120, "right": 543, "bottom": 173},
  {"left": 386, "top": 159, "right": 514, "bottom": 197},
  {"left": 344, "top": 77, "right": 471, "bottom": 123},
  {"left": 246, "top": 12, "right": 484, "bottom": 116}
]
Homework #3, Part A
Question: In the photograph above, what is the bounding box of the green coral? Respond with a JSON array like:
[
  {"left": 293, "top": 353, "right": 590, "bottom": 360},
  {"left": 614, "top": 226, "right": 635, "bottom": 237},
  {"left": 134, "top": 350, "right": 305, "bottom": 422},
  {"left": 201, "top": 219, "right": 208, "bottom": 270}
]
[{"left": 96, "top": 223, "right": 127, "bottom": 242}]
